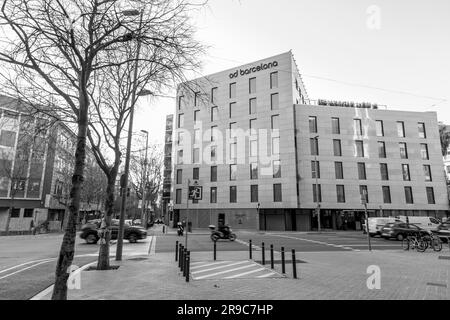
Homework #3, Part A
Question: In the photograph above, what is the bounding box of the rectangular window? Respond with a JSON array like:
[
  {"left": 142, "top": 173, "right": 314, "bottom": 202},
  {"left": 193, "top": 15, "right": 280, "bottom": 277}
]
[
  {"left": 273, "top": 184, "right": 282, "bottom": 202},
  {"left": 250, "top": 119, "right": 257, "bottom": 135},
  {"left": 211, "top": 106, "right": 218, "bottom": 122},
  {"left": 230, "top": 122, "right": 237, "bottom": 138},
  {"left": 399, "top": 143, "right": 408, "bottom": 159},
  {"left": 194, "top": 110, "right": 200, "bottom": 123},
  {"left": 336, "top": 185, "right": 346, "bottom": 203},
  {"left": 193, "top": 168, "right": 200, "bottom": 181},
  {"left": 355, "top": 140, "right": 364, "bottom": 157},
  {"left": 176, "top": 169, "right": 182, "bottom": 185},
  {"left": 376, "top": 120, "right": 384, "bottom": 137},
  {"left": 230, "top": 164, "right": 237, "bottom": 181},
  {"left": 426, "top": 187, "right": 435, "bottom": 204},
  {"left": 211, "top": 166, "right": 217, "bottom": 182},
  {"left": 176, "top": 189, "right": 182, "bottom": 204},
  {"left": 178, "top": 96, "right": 184, "bottom": 110},
  {"left": 272, "top": 137, "right": 280, "bottom": 155},
  {"left": 10, "top": 208, "right": 20, "bottom": 218},
  {"left": 271, "top": 115, "right": 279, "bottom": 130},
  {"left": 193, "top": 148, "right": 200, "bottom": 164},
  {"left": 211, "top": 87, "right": 218, "bottom": 104},
  {"left": 194, "top": 92, "right": 200, "bottom": 107},
  {"left": 211, "top": 126, "right": 218, "bottom": 142},
  {"left": 249, "top": 98, "right": 257, "bottom": 114},
  {"left": 0, "top": 130, "right": 16, "bottom": 147},
  {"left": 358, "top": 162, "right": 367, "bottom": 180},
  {"left": 405, "top": 187, "right": 414, "bottom": 204},
  {"left": 312, "top": 184, "right": 322, "bottom": 203},
  {"left": 210, "top": 146, "right": 217, "bottom": 162},
  {"left": 332, "top": 118, "right": 340, "bottom": 134},
  {"left": 271, "top": 93, "right": 279, "bottom": 110},
  {"left": 249, "top": 77, "right": 256, "bottom": 94},
  {"left": 248, "top": 140, "right": 257, "bottom": 157},
  {"left": 378, "top": 141, "right": 386, "bottom": 158},
  {"left": 230, "top": 142, "right": 237, "bottom": 161},
  {"left": 311, "top": 161, "right": 320, "bottom": 179},
  {"left": 309, "top": 116, "right": 318, "bottom": 134},
  {"left": 177, "top": 132, "right": 184, "bottom": 146},
  {"left": 335, "top": 162, "right": 344, "bottom": 179},
  {"left": 354, "top": 119, "right": 363, "bottom": 136},
  {"left": 230, "top": 186, "right": 237, "bottom": 203},
  {"left": 310, "top": 138, "right": 319, "bottom": 156},
  {"left": 194, "top": 129, "right": 201, "bottom": 144},
  {"left": 397, "top": 121, "right": 405, "bottom": 138},
  {"left": 210, "top": 187, "right": 217, "bottom": 204},
  {"left": 229, "top": 83, "right": 236, "bottom": 99},
  {"left": 333, "top": 139, "right": 342, "bottom": 157},
  {"left": 380, "top": 163, "right": 389, "bottom": 181},
  {"left": 270, "top": 72, "right": 278, "bottom": 89},
  {"left": 382, "top": 186, "right": 392, "bottom": 204},
  {"left": 423, "top": 165, "right": 432, "bottom": 182},
  {"left": 420, "top": 144, "right": 429, "bottom": 160},
  {"left": 273, "top": 160, "right": 282, "bottom": 179},
  {"left": 251, "top": 185, "right": 259, "bottom": 203},
  {"left": 24, "top": 209, "right": 33, "bottom": 218},
  {"left": 402, "top": 164, "right": 411, "bottom": 181},
  {"left": 360, "top": 185, "right": 369, "bottom": 203},
  {"left": 178, "top": 114, "right": 184, "bottom": 128},
  {"left": 418, "top": 122, "right": 426, "bottom": 139},
  {"left": 250, "top": 163, "right": 258, "bottom": 180},
  {"left": 229, "top": 102, "right": 236, "bottom": 118},
  {"left": 177, "top": 150, "right": 184, "bottom": 165}
]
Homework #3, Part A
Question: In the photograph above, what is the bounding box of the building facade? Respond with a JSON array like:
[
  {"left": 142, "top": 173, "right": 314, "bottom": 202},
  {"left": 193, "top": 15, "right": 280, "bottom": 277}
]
[{"left": 171, "top": 52, "right": 449, "bottom": 231}]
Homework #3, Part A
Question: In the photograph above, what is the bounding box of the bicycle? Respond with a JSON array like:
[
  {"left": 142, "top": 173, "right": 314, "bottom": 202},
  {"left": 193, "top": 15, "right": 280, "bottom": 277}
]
[
  {"left": 402, "top": 233, "right": 427, "bottom": 252},
  {"left": 423, "top": 231, "right": 443, "bottom": 252}
]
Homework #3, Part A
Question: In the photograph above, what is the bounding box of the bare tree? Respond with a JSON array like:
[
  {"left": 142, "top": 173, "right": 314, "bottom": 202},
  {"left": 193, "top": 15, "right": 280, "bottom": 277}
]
[{"left": 439, "top": 124, "right": 450, "bottom": 157}]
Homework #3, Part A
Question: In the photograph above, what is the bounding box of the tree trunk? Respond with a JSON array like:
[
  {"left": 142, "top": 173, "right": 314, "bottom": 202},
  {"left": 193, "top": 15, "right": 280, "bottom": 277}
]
[
  {"left": 4, "top": 193, "right": 14, "bottom": 235},
  {"left": 97, "top": 176, "right": 116, "bottom": 270},
  {"left": 51, "top": 99, "right": 89, "bottom": 300}
]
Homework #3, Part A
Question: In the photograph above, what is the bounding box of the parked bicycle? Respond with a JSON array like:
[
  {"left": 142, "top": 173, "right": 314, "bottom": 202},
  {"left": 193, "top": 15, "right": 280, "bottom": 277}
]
[
  {"left": 422, "top": 231, "right": 443, "bottom": 252},
  {"left": 402, "top": 233, "right": 427, "bottom": 252}
]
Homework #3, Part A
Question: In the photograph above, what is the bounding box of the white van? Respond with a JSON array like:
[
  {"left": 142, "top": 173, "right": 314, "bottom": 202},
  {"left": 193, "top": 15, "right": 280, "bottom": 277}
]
[
  {"left": 367, "top": 217, "right": 401, "bottom": 237},
  {"left": 397, "top": 216, "right": 441, "bottom": 232}
]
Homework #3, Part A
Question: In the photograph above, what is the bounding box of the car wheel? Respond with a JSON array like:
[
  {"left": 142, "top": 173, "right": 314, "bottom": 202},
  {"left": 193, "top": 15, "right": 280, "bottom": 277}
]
[
  {"left": 396, "top": 234, "right": 405, "bottom": 241},
  {"left": 86, "top": 234, "right": 98, "bottom": 244},
  {"left": 128, "top": 234, "right": 138, "bottom": 243}
]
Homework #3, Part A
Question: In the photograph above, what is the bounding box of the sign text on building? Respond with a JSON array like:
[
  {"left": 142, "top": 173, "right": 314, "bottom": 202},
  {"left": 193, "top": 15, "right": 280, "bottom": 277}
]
[{"left": 229, "top": 61, "right": 279, "bottom": 79}]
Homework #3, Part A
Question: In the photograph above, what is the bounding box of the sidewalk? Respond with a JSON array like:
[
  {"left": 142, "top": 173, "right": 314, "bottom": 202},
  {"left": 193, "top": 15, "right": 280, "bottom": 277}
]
[{"left": 35, "top": 239, "right": 450, "bottom": 300}]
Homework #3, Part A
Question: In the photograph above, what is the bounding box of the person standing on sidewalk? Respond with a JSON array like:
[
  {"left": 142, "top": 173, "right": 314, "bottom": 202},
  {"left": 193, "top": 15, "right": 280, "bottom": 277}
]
[{"left": 30, "top": 219, "right": 36, "bottom": 236}]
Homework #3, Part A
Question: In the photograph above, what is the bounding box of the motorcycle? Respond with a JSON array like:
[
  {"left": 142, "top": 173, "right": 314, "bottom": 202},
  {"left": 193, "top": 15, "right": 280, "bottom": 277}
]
[{"left": 209, "top": 225, "right": 237, "bottom": 242}]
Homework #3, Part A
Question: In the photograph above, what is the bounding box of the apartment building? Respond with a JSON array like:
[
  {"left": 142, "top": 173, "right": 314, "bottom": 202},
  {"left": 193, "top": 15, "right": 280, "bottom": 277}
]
[{"left": 171, "top": 52, "right": 449, "bottom": 231}]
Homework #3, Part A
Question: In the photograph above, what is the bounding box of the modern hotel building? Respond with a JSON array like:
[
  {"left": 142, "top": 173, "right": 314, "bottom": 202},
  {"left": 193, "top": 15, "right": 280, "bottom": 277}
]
[{"left": 171, "top": 51, "right": 449, "bottom": 231}]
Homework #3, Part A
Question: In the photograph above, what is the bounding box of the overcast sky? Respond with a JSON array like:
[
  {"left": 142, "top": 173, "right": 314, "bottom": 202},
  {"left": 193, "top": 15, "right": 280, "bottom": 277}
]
[{"left": 135, "top": 0, "right": 450, "bottom": 146}]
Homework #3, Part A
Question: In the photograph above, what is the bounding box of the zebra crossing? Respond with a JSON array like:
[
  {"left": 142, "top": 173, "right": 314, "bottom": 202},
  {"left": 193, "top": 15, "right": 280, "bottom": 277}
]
[{"left": 190, "top": 260, "right": 285, "bottom": 281}]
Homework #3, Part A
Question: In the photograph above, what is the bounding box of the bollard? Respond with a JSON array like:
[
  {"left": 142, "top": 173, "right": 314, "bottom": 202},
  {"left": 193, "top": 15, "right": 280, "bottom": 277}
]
[
  {"left": 281, "top": 247, "right": 286, "bottom": 274},
  {"left": 185, "top": 251, "right": 190, "bottom": 283},
  {"left": 270, "top": 244, "right": 274, "bottom": 269},
  {"left": 213, "top": 241, "right": 217, "bottom": 261},
  {"left": 292, "top": 249, "right": 297, "bottom": 279},
  {"left": 249, "top": 240, "right": 253, "bottom": 260},
  {"left": 163, "top": 226, "right": 166, "bottom": 234},
  {"left": 261, "top": 242, "right": 265, "bottom": 265},
  {"left": 183, "top": 249, "right": 187, "bottom": 277},
  {"left": 178, "top": 245, "right": 182, "bottom": 268},
  {"left": 175, "top": 241, "right": 179, "bottom": 262},
  {"left": 179, "top": 245, "right": 184, "bottom": 270}
]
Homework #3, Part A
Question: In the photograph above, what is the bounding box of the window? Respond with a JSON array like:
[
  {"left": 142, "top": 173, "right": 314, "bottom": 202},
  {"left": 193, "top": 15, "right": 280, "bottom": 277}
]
[
  {"left": 178, "top": 96, "right": 184, "bottom": 110},
  {"left": 230, "top": 186, "right": 237, "bottom": 203},
  {"left": 376, "top": 120, "right": 384, "bottom": 137},
  {"left": 273, "top": 184, "right": 282, "bottom": 202},
  {"left": 193, "top": 168, "right": 200, "bottom": 181},
  {"left": 250, "top": 163, "right": 258, "bottom": 180},
  {"left": 311, "top": 161, "right": 320, "bottom": 179},
  {"left": 230, "top": 122, "right": 237, "bottom": 138},
  {"left": 312, "top": 184, "right": 322, "bottom": 203},
  {"left": 194, "top": 129, "right": 201, "bottom": 144},
  {"left": 249, "top": 77, "right": 256, "bottom": 94},
  {"left": 336, "top": 185, "right": 346, "bottom": 203},
  {"left": 333, "top": 139, "right": 342, "bottom": 157},
  {"left": 211, "top": 166, "right": 217, "bottom": 182},
  {"left": 250, "top": 140, "right": 258, "bottom": 157},
  {"left": 211, "top": 146, "right": 217, "bottom": 162},
  {"left": 335, "top": 162, "right": 344, "bottom": 179},
  {"left": 358, "top": 162, "right": 367, "bottom": 180},
  {"left": 176, "top": 189, "right": 182, "bottom": 204},
  {"left": 405, "top": 187, "right": 414, "bottom": 204},
  {"left": 382, "top": 186, "right": 392, "bottom": 204},
  {"left": 378, "top": 141, "right": 386, "bottom": 158},
  {"left": 194, "top": 92, "right": 200, "bottom": 107},
  {"left": 211, "top": 87, "right": 218, "bottom": 104},
  {"left": 176, "top": 169, "right": 182, "bottom": 185},
  {"left": 426, "top": 187, "right": 435, "bottom": 204},
  {"left": 418, "top": 123, "right": 426, "bottom": 139},
  {"left": 402, "top": 164, "right": 411, "bottom": 181},
  {"left": 423, "top": 165, "right": 432, "bottom": 182},
  {"left": 230, "top": 164, "right": 237, "bottom": 181},
  {"left": 229, "top": 83, "right": 236, "bottom": 99},
  {"left": 177, "top": 132, "right": 184, "bottom": 146},
  {"left": 229, "top": 102, "right": 236, "bottom": 118},
  {"left": 380, "top": 163, "right": 389, "bottom": 181},
  {"left": 397, "top": 121, "right": 405, "bottom": 138},
  {"left": 270, "top": 72, "right": 278, "bottom": 89},
  {"left": 310, "top": 138, "right": 319, "bottom": 156},
  {"left": 194, "top": 110, "right": 200, "bottom": 123},
  {"left": 271, "top": 93, "right": 279, "bottom": 110},
  {"left": 11, "top": 208, "right": 20, "bottom": 218},
  {"left": 251, "top": 185, "right": 259, "bottom": 203},
  {"left": 271, "top": 115, "right": 279, "bottom": 130},
  {"left": 272, "top": 137, "right": 280, "bottom": 155},
  {"left": 230, "top": 142, "right": 237, "bottom": 161},
  {"left": 193, "top": 148, "right": 200, "bottom": 164},
  {"left": 399, "top": 143, "right": 408, "bottom": 159},
  {"left": 420, "top": 144, "right": 429, "bottom": 160},
  {"left": 24, "top": 209, "right": 33, "bottom": 218},
  {"left": 354, "top": 119, "right": 363, "bottom": 136},
  {"left": 178, "top": 114, "right": 184, "bottom": 128},
  {"left": 309, "top": 116, "right": 318, "bottom": 133},
  {"left": 250, "top": 119, "right": 257, "bottom": 135},
  {"left": 249, "top": 98, "right": 257, "bottom": 114},
  {"left": 0, "top": 130, "right": 16, "bottom": 147},
  {"left": 273, "top": 160, "right": 281, "bottom": 178},
  {"left": 211, "top": 126, "right": 218, "bottom": 142},
  {"left": 360, "top": 185, "right": 369, "bottom": 203},
  {"left": 332, "top": 118, "right": 340, "bottom": 134},
  {"left": 210, "top": 187, "right": 217, "bottom": 204},
  {"left": 177, "top": 150, "right": 184, "bottom": 165},
  {"left": 355, "top": 140, "right": 364, "bottom": 157},
  {"left": 211, "top": 106, "right": 218, "bottom": 122}
]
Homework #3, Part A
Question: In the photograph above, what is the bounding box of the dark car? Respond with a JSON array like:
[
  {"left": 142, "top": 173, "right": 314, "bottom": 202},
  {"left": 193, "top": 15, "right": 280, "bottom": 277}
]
[
  {"left": 80, "top": 219, "right": 147, "bottom": 244},
  {"left": 381, "top": 222, "right": 428, "bottom": 241},
  {"left": 435, "top": 222, "right": 450, "bottom": 243}
]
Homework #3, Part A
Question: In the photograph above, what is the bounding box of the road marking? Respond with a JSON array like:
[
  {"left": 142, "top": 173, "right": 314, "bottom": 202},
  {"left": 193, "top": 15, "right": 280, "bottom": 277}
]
[
  {"left": 149, "top": 236, "right": 156, "bottom": 256},
  {"left": 224, "top": 268, "right": 266, "bottom": 279},
  {"left": 192, "top": 261, "right": 249, "bottom": 274},
  {"left": 269, "top": 234, "right": 356, "bottom": 251},
  {"left": 257, "top": 272, "right": 277, "bottom": 278},
  {"left": 191, "top": 261, "right": 233, "bottom": 270},
  {"left": 194, "top": 264, "right": 255, "bottom": 280},
  {"left": 0, "top": 260, "right": 53, "bottom": 280},
  {"left": 0, "top": 258, "right": 55, "bottom": 275}
]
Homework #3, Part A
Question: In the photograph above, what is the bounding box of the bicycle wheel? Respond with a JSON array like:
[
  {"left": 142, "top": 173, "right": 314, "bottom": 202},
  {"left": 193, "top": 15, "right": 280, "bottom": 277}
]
[
  {"left": 432, "top": 238, "right": 443, "bottom": 252},
  {"left": 416, "top": 239, "right": 427, "bottom": 252},
  {"left": 402, "top": 237, "right": 410, "bottom": 251}
]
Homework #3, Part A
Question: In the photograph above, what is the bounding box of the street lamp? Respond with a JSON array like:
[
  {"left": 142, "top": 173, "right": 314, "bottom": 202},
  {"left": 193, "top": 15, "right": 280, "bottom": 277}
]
[
  {"left": 313, "top": 135, "right": 321, "bottom": 233},
  {"left": 140, "top": 130, "right": 149, "bottom": 228}
]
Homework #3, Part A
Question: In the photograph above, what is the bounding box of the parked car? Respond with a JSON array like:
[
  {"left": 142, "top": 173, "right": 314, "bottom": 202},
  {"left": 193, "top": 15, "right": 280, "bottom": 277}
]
[
  {"left": 397, "top": 216, "right": 441, "bottom": 232},
  {"left": 365, "top": 217, "right": 401, "bottom": 237},
  {"left": 381, "top": 222, "right": 428, "bottom": 241},
  {"left": 80, "top": 219, "right": 147, "bottom": 244},
  {"left": 435, "top": 222, "right": 450, "bottom": 243}
]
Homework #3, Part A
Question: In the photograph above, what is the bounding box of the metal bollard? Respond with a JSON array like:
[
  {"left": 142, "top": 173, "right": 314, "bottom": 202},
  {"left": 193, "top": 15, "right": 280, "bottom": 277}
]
[
  {"left": 179, "top": 245, "right": 184, "bottom": 270},
  {"left": 261, "top": 242, "right": 265, "bottom": 265},
  {"left": 185, "top": 251, "right": 190, "bottom": 283},
  {"left": 175, "top": 241, "right": 179, "bottom": 262},
  {"left": 213, "top": 241, "right": 217, "bottom": 261},
  {"left": 249, "top": 240, "right": 253, "bottom": 259},
  {"left": 163, "top": 226, "right": 166, "bottom": 234},
  {"left": 182, "top": 248, "right": 187, "bottom": 274},
  {"left": 270, "top": 244, "right": 274, "bottom": 269},
  {"left": 292, "top": 249, "right": 297, "bottom": 279},
  {"left": 281, "top": 247, "right": 286, "bottom": 274},
  {"left": 178, "top": 245, "right": 182, "bottom": 268}
]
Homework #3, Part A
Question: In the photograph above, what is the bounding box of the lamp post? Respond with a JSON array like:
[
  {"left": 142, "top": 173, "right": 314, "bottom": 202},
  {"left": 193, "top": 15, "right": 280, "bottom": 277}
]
[
  {"left": 314, "top": 135, "right": 321, "bottom": 233},
  {"left": 141, "top": 130, "right": 149, "bottom": 228},
  {"left": 116, "top": 8, "right": 146, "bottom": 262}
]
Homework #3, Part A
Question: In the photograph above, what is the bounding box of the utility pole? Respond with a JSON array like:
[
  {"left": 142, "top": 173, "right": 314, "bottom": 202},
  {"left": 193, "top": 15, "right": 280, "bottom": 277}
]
[
  {"left": 314, "top": 135, "right": 321, "bottom": 233},
  {"left": 141, "top": 130, "right": 149, "bottom": 228}
]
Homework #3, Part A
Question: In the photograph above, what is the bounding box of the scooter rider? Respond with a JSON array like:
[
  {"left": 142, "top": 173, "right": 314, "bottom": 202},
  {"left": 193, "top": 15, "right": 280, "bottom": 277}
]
[
  {"left": 218, "top": 224, "right": 231, "bottom": 238},
  {"left": 177, "top": 222, "right": 184, "bottom": 236}
]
